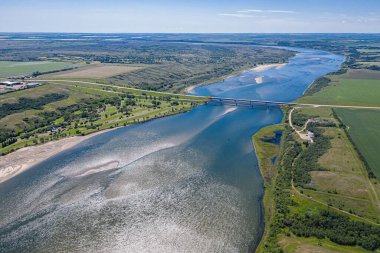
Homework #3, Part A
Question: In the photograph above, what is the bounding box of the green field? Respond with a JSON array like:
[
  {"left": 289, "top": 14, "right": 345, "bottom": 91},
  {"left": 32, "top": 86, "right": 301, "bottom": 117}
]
[
  {"left": 335, "top": 108, "right": 380, "bottom": 179},
  {"left": 298, "top": 78, "right": 380, "bottom": 107},
  {"left": 0, "top": 61, "right": 82, "bottom": 78},
  {"left": 256, "top": 106, "right": 380, "bottom": 252}
]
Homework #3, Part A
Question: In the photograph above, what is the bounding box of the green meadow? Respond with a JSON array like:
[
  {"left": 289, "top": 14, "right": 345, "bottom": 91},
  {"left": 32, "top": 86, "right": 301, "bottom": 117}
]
[
  {"left": 0, "top": 61, "right": 82, "bottom": 78},
  {"left": 298, "top": 78, "right": 380, "bottom": 107},
  {"left": 335, "top": 108, "right": 380, "bottom": 180}
]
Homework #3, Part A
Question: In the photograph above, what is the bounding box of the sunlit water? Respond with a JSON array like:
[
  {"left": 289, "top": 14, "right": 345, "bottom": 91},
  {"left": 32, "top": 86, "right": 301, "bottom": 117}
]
[{"left": 0, "top": 48, "right": 343, "bottom": 253}]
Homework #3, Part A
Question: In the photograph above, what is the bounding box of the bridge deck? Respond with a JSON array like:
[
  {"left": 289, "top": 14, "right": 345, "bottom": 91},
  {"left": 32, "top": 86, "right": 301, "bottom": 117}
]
[{"left": 208, "top": 97, "right": 295, "bottom": 107}]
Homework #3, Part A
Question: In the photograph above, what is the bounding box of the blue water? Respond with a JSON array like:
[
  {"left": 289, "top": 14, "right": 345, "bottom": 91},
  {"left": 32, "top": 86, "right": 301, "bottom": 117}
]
[
  {"left": 261, "top": 131, "right": 283, "bottom": 146},
  {"left": 0, "top": 48, "right": 343, "bottom": 253}
]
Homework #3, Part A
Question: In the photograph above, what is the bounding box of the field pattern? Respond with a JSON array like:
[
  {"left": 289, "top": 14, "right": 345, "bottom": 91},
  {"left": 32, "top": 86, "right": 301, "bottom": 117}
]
[
  {"left": 335, "top": 108, "right": 380, "bottom": 180},
  {"left": 0, "top": 36, "right": 295, "bottom": 92},
  {"left": 0, "top": 61, "right": 82, "bottom": 78},
  {"left": 47, "top": 64, "right": 146, "bottom": 78},
  {"left": 299, "top": 77, "right": 380, "bottom": 107}
]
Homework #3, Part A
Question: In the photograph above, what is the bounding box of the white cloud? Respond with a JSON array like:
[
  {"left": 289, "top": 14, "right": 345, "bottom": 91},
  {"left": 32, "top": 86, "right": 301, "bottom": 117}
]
[
  {"left": 237, "top": 9, "right": 294, "bottom": 14},
  {"left": 218, "top": 9, "right": 294, "bottom": 19},
  {"left": 218, "top": 13, "right": 256, "bottom": 18}
]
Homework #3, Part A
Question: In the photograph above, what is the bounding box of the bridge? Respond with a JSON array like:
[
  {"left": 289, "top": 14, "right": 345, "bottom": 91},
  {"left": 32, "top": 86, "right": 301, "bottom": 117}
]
[
  {"left": 33, "top": 80, "right": 380, "bottom": 110},
  {"left": 208, "top": 97, "right": 295, "bottom": 107},
  {"left": 207, "top": 97, "right": 380, "bottom": 110}
]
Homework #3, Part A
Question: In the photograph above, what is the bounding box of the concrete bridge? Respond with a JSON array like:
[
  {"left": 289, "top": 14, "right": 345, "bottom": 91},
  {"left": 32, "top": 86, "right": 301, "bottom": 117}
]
[
  {"left": 208, "top": 97, "right": 380, "bottom": 110},
  {"left": 208, "top": 97, "right": 295, "bottom": 107},
  {"left": 34, "top": 80, "right": 380, "bottom": 110}
]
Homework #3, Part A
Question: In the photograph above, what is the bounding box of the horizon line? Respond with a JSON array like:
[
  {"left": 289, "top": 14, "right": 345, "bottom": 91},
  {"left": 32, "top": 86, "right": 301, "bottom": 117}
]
[{"left": 1, "top": 32, "right": 380, "bottom": 35}]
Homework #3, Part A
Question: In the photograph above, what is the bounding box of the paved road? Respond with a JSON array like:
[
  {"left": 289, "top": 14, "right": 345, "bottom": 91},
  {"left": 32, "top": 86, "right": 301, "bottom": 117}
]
[
  {"left": 35, "top": 79, "right": 206, "bottom": 99},
  {"left": 35, "top": 79, "right": 380, "bottom": 224},
  {"left": 33, "top": 79, "right": 380, "bottom": 110}
]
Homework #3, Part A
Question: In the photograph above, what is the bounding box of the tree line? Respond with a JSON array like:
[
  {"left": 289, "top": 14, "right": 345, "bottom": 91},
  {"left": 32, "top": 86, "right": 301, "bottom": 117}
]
[
  {"left": 0, "top": 93, "right": 67, "bottom": 118},
  {"left": 261, "top": 123, "right": 380, "bottom": 252}
]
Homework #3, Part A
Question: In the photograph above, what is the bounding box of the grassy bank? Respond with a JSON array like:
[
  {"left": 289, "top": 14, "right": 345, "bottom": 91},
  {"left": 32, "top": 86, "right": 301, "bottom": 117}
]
[
  {"left": 252, "top": 123, "right": 285, "bottom": 252},
  {"left": 0, "top": 81, "right": 207, "bottom": 155}
]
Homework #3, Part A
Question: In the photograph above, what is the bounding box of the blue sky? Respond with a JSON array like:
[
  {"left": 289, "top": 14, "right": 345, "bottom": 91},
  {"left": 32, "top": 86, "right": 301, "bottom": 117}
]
[{"left": 0, "top": 0, "right": 379, "bottom": 33}]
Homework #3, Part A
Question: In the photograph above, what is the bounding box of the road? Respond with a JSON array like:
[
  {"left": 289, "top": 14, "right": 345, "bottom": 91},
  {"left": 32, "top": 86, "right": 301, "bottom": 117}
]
[
  {"left": 288, "top": 108, "right": 380, "bottom": 225},
  {"left": 290, "top": 177, "right": 380, "bottom": 226},
  {"left": 32, "top": 79, "right": 380, "bottom": 110},
  {"left": 34, "top": 79, "right": 207, "bottom": 99},
  {"left": 288, "top": 107, "right": 314, "bottom": 143},
  {"left": 30, "top": 79, "right": 380, "bottom": 224}
]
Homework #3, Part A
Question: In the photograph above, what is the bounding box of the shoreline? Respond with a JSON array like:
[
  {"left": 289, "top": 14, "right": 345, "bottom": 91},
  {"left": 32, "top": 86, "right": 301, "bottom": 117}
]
[
  {"left": 0, "top": 128, "right": 116, "bottom": 184},
  {"left": 252, "top": 122, "right": 286, "bottom": 253},
  {"left": 0, "top": 103, "right": 199, "bottom": 185},
  {"left": 183, "top": 62, "right": 287, "bottom": 94}
]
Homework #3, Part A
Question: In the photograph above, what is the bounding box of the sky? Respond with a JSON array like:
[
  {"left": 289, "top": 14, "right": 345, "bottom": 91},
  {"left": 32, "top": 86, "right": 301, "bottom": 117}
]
[{"left": 0, "top": 0, "right": 380, "bottom": 33}]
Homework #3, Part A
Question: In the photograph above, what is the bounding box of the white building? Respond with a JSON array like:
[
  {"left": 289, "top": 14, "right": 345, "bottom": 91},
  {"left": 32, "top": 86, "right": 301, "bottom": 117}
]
[{"left": 0, "top": 81, "right": 22, "bottom": 86}]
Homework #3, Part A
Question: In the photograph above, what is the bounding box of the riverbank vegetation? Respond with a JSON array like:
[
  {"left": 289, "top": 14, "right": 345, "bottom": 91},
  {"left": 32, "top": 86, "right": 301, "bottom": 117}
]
[
  {"left": 263, "top": 38, "right": 380, "bottom": 250},
  {"left": 0, "top": 35, "right": 296, "bottom": 155},
  {"left": 252, "top": 124, "right": 284, "bottom": 253},
  {"left": 255, "top": 106, "right": 380, "bottom": 253},
  {"left": 2, "top": 33, "right": 380, "bottom": 251},
  {"left": 0, "top": 81, "right": 206, "bottom": 155}
]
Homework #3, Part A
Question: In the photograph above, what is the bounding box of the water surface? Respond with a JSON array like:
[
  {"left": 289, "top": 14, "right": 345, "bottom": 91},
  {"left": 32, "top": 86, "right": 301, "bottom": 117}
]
[{"left": 0, "top": 48, "right": 344, "bottom": 253}]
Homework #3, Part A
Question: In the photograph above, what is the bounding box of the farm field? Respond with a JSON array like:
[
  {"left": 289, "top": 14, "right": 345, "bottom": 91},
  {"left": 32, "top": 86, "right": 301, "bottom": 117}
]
[
  {"left": 356, "top": 62, "right": 380, "bottom": 68},
  {"left": 2, "top": 33, "right": 380, "bottom": 253},
  {"left": 0, "top": 37, "right": 295, "bottom": 92},
  {"left": 334, "top": 108, "right": 380, "bottom": 180},
  {"left": 298, "top": 77, "right": 380, "bottom": 107},
  {"left": 345, "top": 69, "right": 380, "bottom": 80},
  {"left": 44, "top": 63, "right": 147, "bottom": 78},
  {"left": 0, "top": 61, "right": 82, "bottom": 78},
  {"left": 292, "top": 106, "right": 380, "bottom": 221},
  {"left": 254, "top": 105, "right": 380, "bottom": 253}
]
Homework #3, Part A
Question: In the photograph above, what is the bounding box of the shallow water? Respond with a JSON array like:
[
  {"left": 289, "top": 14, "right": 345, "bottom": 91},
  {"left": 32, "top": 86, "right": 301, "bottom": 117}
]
[{"left": 0, "top": 48, "right": 344, "bottom": 253}]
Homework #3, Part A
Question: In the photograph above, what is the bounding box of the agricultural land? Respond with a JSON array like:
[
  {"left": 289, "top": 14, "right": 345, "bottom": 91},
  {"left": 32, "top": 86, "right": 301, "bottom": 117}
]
[
  {"left": 0, "top": 61, "right": 83, "bottom": 78},
  {"left": 0, "top": 34, "right": 296, "bottom": 158},
  {"left": 255, "top": 35, "right": 380, "bottom": 253}
]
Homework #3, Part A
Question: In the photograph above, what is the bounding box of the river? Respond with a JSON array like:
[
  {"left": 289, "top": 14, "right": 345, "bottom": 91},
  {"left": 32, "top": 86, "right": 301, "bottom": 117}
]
[{"left": 0, "top": 48, "right": 344, "bottom": 253}]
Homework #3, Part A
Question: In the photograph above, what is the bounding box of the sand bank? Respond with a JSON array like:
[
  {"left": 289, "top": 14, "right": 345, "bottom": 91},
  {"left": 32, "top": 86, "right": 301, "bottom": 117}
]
[
  {"left": 252, "top": 63, "right": 286, "bottom": 72},
  {"left": 184, "top": 85, "right": 197, "bottom": 94},
  {"left": 255, "top": 75, "right": 265, "bottom": 84},
  {"left": 0, "top": 129, "right": 114, "bottom": 184}
]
